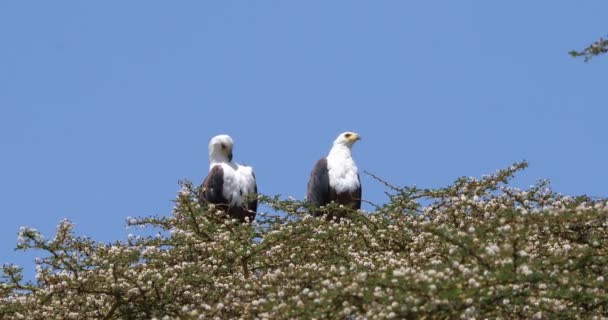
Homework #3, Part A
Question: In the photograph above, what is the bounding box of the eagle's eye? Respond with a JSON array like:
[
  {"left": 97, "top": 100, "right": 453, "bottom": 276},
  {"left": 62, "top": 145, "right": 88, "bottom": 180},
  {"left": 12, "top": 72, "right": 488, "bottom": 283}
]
[
  {"left": 344, "top": 133, "right": 352, "bottom": 138},
  {"left": 220, "top": 143, "right": 226, "bottom": 149}
]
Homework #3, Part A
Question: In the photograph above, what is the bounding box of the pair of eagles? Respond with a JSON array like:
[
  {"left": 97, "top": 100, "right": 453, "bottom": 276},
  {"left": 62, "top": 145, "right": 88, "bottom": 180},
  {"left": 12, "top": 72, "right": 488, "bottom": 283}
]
[{"left": 199, "top": 132, "right": 362, "bottom": 222}]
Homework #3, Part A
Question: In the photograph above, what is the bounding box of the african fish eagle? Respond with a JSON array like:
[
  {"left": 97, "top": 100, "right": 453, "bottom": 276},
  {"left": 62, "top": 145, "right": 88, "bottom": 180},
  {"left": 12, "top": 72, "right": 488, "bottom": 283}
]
[
  {"left": 199, "top": 134, "right": 258, "bottom": 222},
  {"left": 307, "top": 131, "right": 362, "bottom": 216}
]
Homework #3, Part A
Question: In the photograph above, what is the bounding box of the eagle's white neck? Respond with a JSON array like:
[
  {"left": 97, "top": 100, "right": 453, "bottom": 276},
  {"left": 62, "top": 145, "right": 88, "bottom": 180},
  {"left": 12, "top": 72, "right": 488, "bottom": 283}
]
[
  {"left": 210, "top": 154, "right": 230, "bottom": 163},
  {"left": 327, "top": 143, "right": 353, "bottom": 159},
  {"left": 209, "top": 154, "right": 232, "bottom": 170},
  {"left": 326, "top": 143, "right": 359, "bottom": 193}
]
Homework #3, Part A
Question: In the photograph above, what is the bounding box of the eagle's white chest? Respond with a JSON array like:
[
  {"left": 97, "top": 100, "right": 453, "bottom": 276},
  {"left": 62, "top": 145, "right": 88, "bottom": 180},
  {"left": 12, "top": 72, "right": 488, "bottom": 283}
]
[
  {"left": 212, "top": 162, "right": 256, "bottom": 206},
  {"left": 326, "top": 153, "right": 360, "bottom": 194}
]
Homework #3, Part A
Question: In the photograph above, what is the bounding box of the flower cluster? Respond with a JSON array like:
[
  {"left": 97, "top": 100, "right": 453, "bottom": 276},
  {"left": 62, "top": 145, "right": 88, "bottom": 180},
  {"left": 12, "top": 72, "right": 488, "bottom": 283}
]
[{"left": 1, "top": 162, "right": 607, "bottom": 319}]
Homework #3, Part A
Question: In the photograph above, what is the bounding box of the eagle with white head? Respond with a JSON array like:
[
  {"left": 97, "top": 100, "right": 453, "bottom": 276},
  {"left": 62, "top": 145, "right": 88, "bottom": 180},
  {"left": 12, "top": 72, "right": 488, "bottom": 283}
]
[
  {"left": 199, "top": 134, "right": 257, "bottom": 222},
  {"left": 307, "top": 132, "right": 362, "bottom": 216}
]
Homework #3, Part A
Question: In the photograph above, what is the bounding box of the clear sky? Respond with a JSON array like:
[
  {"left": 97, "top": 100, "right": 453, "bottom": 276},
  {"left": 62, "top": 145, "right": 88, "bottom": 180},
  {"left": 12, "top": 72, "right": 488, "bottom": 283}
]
[{"left": 1, "top": 1, "right": 607, "bottom": 279}]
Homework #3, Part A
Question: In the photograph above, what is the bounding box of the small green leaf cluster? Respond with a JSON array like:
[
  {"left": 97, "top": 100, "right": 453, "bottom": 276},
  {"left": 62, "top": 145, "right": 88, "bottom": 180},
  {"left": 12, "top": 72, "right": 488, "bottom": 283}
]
[
  {"left": 570, "top": 36, "right": 608, "bottom": 61},
  {"left": 2, "top": 162, "right": 607, "bottom": 319}
]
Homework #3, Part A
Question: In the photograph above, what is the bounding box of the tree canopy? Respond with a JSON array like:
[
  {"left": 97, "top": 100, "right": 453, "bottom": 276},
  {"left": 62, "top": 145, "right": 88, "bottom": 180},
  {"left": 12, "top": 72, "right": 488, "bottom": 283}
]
[{"left": 2, "top": 162, "right": 607, "bottom": 319}]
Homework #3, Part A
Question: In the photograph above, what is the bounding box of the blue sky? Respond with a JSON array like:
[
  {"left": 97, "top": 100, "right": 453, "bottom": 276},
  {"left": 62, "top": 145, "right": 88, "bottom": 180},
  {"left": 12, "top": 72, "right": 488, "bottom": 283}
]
[{"left": 1, "top": 1, "right": 607, "bottom": 279}]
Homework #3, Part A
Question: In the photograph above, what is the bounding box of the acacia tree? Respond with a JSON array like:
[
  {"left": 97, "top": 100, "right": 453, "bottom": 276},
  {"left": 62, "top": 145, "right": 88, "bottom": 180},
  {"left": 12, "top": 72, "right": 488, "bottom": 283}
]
[{"left": 1, "top": 162, "right": 608, "bottom": 319}]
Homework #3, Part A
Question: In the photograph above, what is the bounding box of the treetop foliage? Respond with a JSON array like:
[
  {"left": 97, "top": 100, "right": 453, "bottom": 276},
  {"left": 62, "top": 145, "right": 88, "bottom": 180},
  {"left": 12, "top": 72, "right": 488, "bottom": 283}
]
[
  {"left": 2, "top": 162, "right": 608, "bottom": 319},
  {"left": 570, "top": 36, "right": 608, "bottom": 61}
]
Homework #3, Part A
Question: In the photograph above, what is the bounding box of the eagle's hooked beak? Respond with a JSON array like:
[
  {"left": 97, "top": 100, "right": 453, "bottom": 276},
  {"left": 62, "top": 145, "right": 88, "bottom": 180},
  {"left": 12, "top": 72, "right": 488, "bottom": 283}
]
[
  {"left": 226, "top": 147, "right": 233, "bottom": 161},
  {"left": 220, "top": 142, "right": 234, "bottom": 161},
  {"left": 348, "top": 133, "right": 361, "bottom": 143}
]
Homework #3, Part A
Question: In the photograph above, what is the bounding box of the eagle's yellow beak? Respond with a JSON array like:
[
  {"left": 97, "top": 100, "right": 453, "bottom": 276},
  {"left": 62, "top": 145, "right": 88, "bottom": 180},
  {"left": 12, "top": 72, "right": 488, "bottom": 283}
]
[
  {"left": 220, "top": 144, "right": 233, "bottom": 161},
  {"left": 348, "top": 133, "right": 361, "bottom": 143}
]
